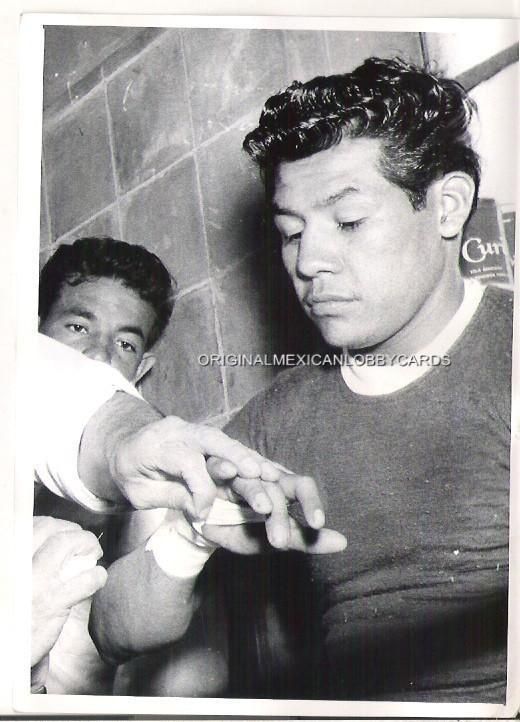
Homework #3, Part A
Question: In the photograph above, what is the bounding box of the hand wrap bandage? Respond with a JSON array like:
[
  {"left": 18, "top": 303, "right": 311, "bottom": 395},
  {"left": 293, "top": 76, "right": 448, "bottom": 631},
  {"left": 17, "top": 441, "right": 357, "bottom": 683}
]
[{"left": 145, "top": 498, "right": 266, "bottom": 578}]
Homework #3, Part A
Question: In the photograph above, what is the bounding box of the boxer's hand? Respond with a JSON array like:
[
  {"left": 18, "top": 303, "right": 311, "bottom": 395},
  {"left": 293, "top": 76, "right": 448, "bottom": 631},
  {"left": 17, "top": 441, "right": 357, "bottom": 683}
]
[
  {"left": 193, "top": 464, "right": 343, "bottom": 555},
  {"left": 108, "top": 417, "right": 284, "bottom": 518},
  {"left": 233, "top": 473, "right": 326, "bottom": 548},
  {"left": 32, "top": 517, "right": 107, "bottom": 668},
  {"left": 201, "top": 517, "right": 347, "bottom": 555},
  {"left": 207, "top": 458, "right": 328, "bottom": 549}
]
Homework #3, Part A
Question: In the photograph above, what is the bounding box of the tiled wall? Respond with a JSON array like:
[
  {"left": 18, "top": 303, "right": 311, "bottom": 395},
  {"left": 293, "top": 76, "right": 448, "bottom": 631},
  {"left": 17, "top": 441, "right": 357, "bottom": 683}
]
[{"left": 40, "top": 26, "right": 424, "bottom": 422}]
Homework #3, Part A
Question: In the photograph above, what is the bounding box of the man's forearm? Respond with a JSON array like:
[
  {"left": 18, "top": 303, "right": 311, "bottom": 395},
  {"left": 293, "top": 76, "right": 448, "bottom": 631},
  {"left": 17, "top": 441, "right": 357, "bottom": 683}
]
[
  {"left": 78, "top": 392, "right": 161, "bottom": 503},
  {"left": 38, "top": 333, "right": 305, "bottom": 517},
  {"left": 89, "top": 544, "right": 199, "bottom": 665}
]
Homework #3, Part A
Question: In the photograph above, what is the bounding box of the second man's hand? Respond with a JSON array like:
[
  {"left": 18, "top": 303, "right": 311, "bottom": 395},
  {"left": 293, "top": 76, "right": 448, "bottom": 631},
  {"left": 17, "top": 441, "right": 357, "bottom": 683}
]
[
  {"left": 83, "top": 394, "right": 286, "bottom": 517},
  {"left": 78, "top": 389, "right": 338, "bottom": 551}
]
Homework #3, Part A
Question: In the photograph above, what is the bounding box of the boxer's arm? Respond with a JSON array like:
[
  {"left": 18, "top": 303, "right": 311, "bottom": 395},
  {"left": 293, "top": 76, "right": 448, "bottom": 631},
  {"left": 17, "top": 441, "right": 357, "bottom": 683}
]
[
  {"left": 90, "top": 497, "right": 345, "bottom": 663},
  {"left": 90, "top": 511, "right": 216, "bottom": 664},
  {"left": 89, "top": 544, "right": 203, "bottom": 665}
]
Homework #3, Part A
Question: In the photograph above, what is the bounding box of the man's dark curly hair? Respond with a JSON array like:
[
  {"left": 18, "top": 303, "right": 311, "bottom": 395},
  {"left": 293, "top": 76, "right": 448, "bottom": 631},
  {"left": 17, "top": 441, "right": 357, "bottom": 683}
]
[
  {"left": 39, "top": 237, "right": 176, "bottom": 349},
  {"left": 243, "top": 57, "right": 480, "bottom": 212}
]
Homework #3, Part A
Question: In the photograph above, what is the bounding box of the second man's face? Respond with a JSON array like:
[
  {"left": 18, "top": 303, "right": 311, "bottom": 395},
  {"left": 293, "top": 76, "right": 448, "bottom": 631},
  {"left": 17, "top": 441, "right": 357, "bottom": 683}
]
[
  {"left": 272, "top": 137, "right": 454, "bottom": 356},
  {"left": 40, "top": 277, "right": 157, "bottom": 383}
]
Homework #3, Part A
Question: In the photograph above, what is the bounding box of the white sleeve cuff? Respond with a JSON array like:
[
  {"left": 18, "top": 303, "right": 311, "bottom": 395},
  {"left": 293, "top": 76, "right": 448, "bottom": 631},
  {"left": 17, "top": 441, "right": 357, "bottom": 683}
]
[{"left": 34, "top": 334, "right": 143, "bottom": 513}]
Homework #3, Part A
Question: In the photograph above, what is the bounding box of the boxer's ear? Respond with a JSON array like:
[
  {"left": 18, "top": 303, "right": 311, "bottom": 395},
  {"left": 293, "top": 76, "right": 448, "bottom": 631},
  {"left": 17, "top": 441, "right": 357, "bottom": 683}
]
[{"left": 437, "top": 172, "right": 475, "bottom": 239}]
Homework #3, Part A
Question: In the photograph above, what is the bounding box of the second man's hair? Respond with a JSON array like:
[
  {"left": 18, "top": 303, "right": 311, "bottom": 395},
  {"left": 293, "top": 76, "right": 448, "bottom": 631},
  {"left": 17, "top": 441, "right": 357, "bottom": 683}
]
[{"left": 39, "top": 237, "right": 176, "bottom": 349}]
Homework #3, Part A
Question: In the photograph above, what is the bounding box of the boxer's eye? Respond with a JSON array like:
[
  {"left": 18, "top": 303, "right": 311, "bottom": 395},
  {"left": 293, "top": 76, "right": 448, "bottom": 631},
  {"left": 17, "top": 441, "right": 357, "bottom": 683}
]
[
  {"left": 273, "top": 215, "right": 303, "bottom": 246},
  {"left": 284, "top": 232, "right": 302, "bottom": 244},
  {"left": 337, "top": 219, "right": 364, "bottom": 232}
]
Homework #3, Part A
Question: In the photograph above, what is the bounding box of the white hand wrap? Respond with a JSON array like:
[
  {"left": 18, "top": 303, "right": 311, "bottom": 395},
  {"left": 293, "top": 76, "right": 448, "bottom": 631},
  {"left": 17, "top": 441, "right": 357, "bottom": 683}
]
[
  {"left": 146, "top": 510, "right": 217, "bottom": 579},
  {"left": 145, "top": 498, "right": 266, "bottom": 578},
  {"left": 192, "top": 496, "right": 266, "bottom": 533}
]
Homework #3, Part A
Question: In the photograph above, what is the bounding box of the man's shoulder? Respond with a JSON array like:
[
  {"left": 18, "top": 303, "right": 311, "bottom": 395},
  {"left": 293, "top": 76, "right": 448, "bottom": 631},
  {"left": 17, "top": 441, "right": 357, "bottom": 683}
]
[
  {"left": 454, "top": 284, "right": 513, "bottom": 409},
  {"left": 476, "top": 284, "right": 514, "bottom": 349},
  {"left": 481, "top": 284, "right": 514, "bottom": 317}
]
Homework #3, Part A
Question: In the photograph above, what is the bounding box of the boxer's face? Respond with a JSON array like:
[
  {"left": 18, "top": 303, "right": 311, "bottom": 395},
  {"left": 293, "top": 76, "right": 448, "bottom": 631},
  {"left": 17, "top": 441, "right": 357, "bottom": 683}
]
[
  {"left": 40, "top": 276, "right": 156, "bottom": 383},
  {"left": 272, "top": 137, "right": 453, "bottom": 355}
]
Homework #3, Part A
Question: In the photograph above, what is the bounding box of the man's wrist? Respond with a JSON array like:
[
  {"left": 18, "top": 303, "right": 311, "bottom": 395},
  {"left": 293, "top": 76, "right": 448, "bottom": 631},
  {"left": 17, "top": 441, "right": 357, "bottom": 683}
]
[
  {"left": 79, "top": 392, "right": 161, "bottom": 503},
  {"left": 146, "top": 512, "right": 217, "bottom": 579}
]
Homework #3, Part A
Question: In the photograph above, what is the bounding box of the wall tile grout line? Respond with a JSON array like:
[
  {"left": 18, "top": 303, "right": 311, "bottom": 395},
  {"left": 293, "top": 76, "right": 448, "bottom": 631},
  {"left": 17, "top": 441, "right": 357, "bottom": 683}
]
[
  {"left": 419, "top": 32, "right": 431, "bottom": 70},
  {"left": 53, "top": 201, "right": 120, "bottom": 244},
  {"left": 280, "top": 30, "right": 293, "bottom": 86},
  {"left": 101, "top": 67, "right": 124, "bottom": 240},
  {"left": 212, "top": 249, "right": 259, "bottom": 284},
  {"left": 43, "top": 84, "right": 106, "bottom": 138},
  {"left": 179, "top": 30, "right": 230, "bottom": 418},
  {"left": 42, "top": 30, "right": 170, "bottom": 132},
  {"left": 205, "top": 411, "right": 232, "bottom": 427},
  {"left": 117, "top": 149, "right": 195, "bottom": 204},
  {"left": 176, "top": 278, "right": 211, "bottom": 301},
  {"left": 196, "top": 110, "right": 259, "bottom": 154},
  {"left": 40, "top": 152, "right": 53, "bottom": 246},
  {"left": 43, "top": 76, "right": 107, "bottom": 131},
  {"left": 226, "top": 405, "right": 243, "bottom": 420},
  {"left": 118, "top": 109, "right": 258, "bottom": 204},
  {"left": 323, "top": 30, "right": 333, "bottom": 75}
]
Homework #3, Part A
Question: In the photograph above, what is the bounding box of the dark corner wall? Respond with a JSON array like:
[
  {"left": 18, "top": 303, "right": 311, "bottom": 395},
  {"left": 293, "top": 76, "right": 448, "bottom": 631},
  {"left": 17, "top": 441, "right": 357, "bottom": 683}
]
[{"left": 40, "top": 26, "right": 425, "bottom": 422}]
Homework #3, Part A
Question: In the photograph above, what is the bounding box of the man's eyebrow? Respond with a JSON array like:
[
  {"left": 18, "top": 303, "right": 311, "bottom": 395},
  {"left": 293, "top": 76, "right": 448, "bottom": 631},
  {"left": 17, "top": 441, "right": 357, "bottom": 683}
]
[
  {"left": 272, "top": 185, "right": 359, "bottom": 215},
  {"left": 317, "top": 185, "right": 359, "bottom": 208},
  {"left": 117, "top": 325, "right": 146, "bottom": 341},
  {"left": 64, "top": 307, "right": 95, "bottom": 320}
]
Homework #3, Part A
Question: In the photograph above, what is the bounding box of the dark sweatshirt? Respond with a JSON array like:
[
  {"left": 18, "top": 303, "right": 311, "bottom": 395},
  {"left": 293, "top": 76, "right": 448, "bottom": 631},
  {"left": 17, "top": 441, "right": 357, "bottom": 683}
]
[{"left": 225, "top": 286, "right": 512, "bottom": 702}]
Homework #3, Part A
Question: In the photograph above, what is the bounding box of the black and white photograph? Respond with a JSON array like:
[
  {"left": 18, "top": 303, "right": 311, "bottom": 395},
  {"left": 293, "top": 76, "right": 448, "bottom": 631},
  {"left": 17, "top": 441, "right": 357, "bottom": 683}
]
[{"left": 10, "top": 12, "right": 520, "bottom": 717}]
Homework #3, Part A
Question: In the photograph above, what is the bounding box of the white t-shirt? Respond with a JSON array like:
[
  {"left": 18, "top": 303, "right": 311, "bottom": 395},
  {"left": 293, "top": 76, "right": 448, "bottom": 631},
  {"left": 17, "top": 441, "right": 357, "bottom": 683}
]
[{"left": 35, "top": 334, "right": 143, "bottom": 512}]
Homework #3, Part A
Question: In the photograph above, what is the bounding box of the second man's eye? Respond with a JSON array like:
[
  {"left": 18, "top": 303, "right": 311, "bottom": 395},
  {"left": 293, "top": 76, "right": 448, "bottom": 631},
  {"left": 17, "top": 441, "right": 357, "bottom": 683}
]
[
  {"left": 117, "top": 339, "right": 137, "bottom": 353},
  {"left": 66, "top": 323, "right": 87, "bottom": 334}
]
